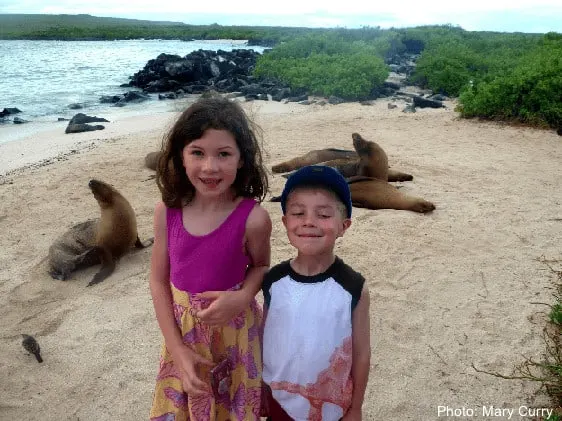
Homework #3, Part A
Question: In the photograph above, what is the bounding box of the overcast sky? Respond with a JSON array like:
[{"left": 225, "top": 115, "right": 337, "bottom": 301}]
[{"left": 2, "top": 0, "right": 562, "bottom": 33}]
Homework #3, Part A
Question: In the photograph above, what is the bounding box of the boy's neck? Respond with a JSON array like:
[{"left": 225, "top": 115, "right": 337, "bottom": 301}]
[{"left": 291, "top": 252, "right": 336, "bottom": 276}]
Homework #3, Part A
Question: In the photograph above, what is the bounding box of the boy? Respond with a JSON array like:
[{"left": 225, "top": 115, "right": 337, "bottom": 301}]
[{"left": 262, "top": 165, "right": 371, "bottom": 421}]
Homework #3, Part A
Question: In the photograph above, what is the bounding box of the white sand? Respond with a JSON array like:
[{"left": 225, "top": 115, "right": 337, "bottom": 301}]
[{"left": 1, "top": 97, "right": 561, "bottom": 420}]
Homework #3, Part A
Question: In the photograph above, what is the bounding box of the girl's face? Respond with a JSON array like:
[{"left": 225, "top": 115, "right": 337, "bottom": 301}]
[{"left": 182, "top": 129, "right": 242, "bottom": 199}]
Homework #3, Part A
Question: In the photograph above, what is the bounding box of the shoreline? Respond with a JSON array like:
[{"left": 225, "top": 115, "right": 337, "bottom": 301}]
[{"left": 0, "top": 99, "right": 189, "bottom": 177}]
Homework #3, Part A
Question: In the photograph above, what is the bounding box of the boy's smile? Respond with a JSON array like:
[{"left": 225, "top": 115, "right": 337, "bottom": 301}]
[{"left": 282, "top": 187, "right": 351, "bottom": 257}]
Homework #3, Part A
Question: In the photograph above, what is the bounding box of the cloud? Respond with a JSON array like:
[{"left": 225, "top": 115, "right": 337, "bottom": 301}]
[{"left": 0, "top": 0, "right": 561, "bottom": 32}]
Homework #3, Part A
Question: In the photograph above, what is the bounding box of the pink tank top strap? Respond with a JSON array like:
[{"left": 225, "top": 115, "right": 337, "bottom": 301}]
[{"left": 230, "top": 197, "right": 257, "bottom": 226}]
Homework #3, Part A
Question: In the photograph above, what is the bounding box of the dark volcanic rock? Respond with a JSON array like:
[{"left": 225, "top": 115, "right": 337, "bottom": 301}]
[
  {"left": 128, "top": 49, "right": 294, "bottom": 103},
  {"left": 69, "top": 113, "right": 110, "bottom": 125},
  {"left": 0, "top": 107, "right": 22, "bottom": 117},
  {"left": 413, "top": 95, "right": 445, "bottom": 109},
  {"left": 66, "top": 113, "right": 109, "bottom": 133},
  {"left": 65, "top": 123, "right": 105, "bottom": 134},
  {"left": 113, "top": 91, "right": 151, "bottom": 107}
]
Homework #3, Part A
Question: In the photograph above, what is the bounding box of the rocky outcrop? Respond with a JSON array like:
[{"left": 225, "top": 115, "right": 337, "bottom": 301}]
[
  {"left": 123, "top": 49, "right": 446, "bottom": 109},
  {"left": 0, "top": 107, "right": 22, "bottom": 117},
  {"left": 65, "top": 113, "right": 109, "bottom": 134},
  {"left": 125, "top": 49, "right": 299, "bottom": 102},
  {"left": 99, "top": 91, "right": 151, "bottom": 107}
]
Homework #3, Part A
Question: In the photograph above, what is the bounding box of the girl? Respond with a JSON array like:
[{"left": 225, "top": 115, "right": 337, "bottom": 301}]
[{"left": 149, "top": 97, "right": 272, "bottom": 421}]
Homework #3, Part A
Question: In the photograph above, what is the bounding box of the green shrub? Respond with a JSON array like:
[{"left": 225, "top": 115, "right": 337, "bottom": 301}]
[
  {"left": 254, "top": 32, "right": 390, "bottom": 99},
  {"left": 458, "top": 36, "right": 562, "bottom": 128},
  {"left": 255, "top": 52, "right": 388, "bottom": 99},
  {"left": 411, "top": 42, "right": 480, "bottom": 96}
]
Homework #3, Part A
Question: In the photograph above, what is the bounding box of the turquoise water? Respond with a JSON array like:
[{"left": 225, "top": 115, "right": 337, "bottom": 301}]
[{"left": 0, "top": 39, "right": 266, "bottom": 142}]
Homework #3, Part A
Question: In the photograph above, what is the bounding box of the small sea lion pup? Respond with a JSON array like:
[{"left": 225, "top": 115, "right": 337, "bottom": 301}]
[{"left": 47, "top": 179, "right": 153, "bottom": 286}]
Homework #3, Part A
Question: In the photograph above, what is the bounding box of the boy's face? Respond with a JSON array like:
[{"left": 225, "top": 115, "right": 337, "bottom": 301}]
[{"left": 282, "top": 187, "right": 351, "bottom": 257}]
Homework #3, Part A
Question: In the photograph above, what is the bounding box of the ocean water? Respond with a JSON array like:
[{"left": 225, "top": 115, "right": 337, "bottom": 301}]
[{"left": 0, "top": 39, "right": 267, "bottom": 144}]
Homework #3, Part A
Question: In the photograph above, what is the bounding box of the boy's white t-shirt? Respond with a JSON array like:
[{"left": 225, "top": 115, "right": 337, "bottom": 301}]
[{"left": 262, "top": 257, "right": 365, "bottom": 421}]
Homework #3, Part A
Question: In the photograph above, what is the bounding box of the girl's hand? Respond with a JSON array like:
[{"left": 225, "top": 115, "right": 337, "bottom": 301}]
[
  {"left": 342, "top": 407, "right": 362, "bottom": 421},
  {"left": 170, "top": 344, "right": 214, "bottom": 396},
  {"left": 195, "top": 290, "right": 250, "bottom": 326}
]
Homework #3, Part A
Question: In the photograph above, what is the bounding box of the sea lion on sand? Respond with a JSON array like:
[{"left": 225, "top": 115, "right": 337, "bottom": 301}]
[
  {"left": 48, "top": 219, "right": 101, "bottom": 280},
  {"left": 144, "top": 151, "right": 161, "bottom": 171},
  {"left": 271, "top": 133, "right": 435, "bottom": 213},
  {"left": 271, "top": 148, "right": 357, "bottom": 174},
  {"left": 48, "top": 179, "right": 153, "bottom": 286},
  {"left": 346, "top": 175, "right": 435, "bottom": 213},
  {"left": 272, "top": 140, "right": 413, "bottom": 182}
]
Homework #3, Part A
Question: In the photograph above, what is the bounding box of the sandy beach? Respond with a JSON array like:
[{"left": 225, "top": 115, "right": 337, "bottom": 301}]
[{"left": 1, "top": 96, "right": 561, "bottom": 420}]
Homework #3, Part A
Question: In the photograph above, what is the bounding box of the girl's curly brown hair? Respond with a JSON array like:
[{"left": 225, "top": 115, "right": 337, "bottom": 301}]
[{"left": 156, "top": 97, "right": 269, "bottom": 208}]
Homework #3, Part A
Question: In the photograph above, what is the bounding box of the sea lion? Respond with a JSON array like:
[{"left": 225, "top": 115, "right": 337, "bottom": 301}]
[
  {"left": 347, "top": 175, "right": 435, "bottom": 213},
  {"left": 272, "top": 142, "right": 413, "bottom": 182},
  {"left": 144, "top": 151, "right": 161, "bottom": 171},
  {"left": 271, "top": 133, "right": 435, "bottom": 213},
  {"left": 47, "top": 219, "right": 101, "bottom": 280},
  {"left": 271, "top": 148, "right": 357, "bottom": 174},
  {"left": 48, "top": 179, "right": 153, "bottom": 286}
]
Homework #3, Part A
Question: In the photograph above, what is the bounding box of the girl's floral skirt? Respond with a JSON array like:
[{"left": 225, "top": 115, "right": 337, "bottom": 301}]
[{"left": 149, "top": 283, "right": 264, "bottom": 421}]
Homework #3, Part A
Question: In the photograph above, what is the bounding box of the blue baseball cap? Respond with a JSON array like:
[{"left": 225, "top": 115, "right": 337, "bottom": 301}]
[{"left": 280, "top": 165, "right": 352, "bottom": 218}]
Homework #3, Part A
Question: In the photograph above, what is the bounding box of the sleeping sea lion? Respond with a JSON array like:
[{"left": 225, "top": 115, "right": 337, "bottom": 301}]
[
  {"left": 47, "top": 219, "right": 100, "bottom": 280},
  {"left": 271, "top": 133, "right": 435, "bottom": 213},
  {"left": 48, "top": 179, "right": 153, "bottom": 286},
  {"left": 144, "top": 151, "right": 161, "bottom": 171},
  {"left": 272, "top": 141, "right": 413, "bottom": 182},
  {"left": 271, "top": 148, "right": 357, "bottom": 174}
]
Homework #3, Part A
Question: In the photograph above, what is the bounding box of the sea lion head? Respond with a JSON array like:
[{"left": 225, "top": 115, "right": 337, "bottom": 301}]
[
  {"left": 88, "top": 179, "right": 116, "bottom": 207},
  {"left": 351, "top": 133, "right": 371, "bottom": 156}
]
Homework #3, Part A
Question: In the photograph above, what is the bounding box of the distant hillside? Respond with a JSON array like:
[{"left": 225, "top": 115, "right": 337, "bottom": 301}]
[
  {"left": 0, "top": 14, "right": 315, "bottom": 43},
  {"left": 0, "top": 13, "right": 185, "bottom": 30}
]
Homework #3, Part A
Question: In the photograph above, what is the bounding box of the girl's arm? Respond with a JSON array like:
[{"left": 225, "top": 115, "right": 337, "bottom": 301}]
[
  {"left": 149, "top": 201, "right": 212, "bottom": 395},
  {"left": 239, "top": 204, "right": 272, "bottom": 302},
  {"left": 149, "top": 201, "right": 183, "bottom": 351},
  {"left": 344, "top": 286, "right": 371, "bottom": 420},
  {"left": 196, "top": 204, "right": 272, "bottom": 325}
]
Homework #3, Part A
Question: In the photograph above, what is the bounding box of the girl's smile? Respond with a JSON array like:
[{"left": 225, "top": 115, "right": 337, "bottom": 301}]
[{"left": 182, "top": 128, "right": 242, "bottom": 198}]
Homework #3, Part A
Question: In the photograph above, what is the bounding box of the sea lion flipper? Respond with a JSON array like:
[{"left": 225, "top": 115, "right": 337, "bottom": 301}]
[
  {"left": 135, "top": 236, "right": 154, "bottom": 248},
  {"left": 269, "top": 195, "right": 282, "bottom": 202},
  {"left": 87, "top": 247, "right": 115, "bottom": 287},
  {"left": 387, "top": 169, "right": 413, "bottom": 182},
  {"left": 75, "top": 247, "right": 101, "bottom": 268},
  {"left": 88, "top": 262, "right": 115, "bottom": 286}
]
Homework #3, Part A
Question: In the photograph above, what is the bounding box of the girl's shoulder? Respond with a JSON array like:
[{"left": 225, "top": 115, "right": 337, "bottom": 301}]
[
  {"left": 154, "top": 200, "right": 167, "bottom": 213},
  {"left": 245, "top": 201, "right": 272, "bottom": 233}
]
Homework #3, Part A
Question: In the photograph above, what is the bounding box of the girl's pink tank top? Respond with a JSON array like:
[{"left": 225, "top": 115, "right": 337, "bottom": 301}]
[{"left": 166, "top": 198, "right": 256, "bottom": 293}]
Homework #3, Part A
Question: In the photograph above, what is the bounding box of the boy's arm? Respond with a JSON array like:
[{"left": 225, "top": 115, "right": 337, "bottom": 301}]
[{"left": 348, "top": 286, "right": 371, "bottom": 415}]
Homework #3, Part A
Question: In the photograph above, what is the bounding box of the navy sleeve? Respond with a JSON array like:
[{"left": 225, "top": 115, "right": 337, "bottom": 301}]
[
  {"left": 261, "top": 270, "right": 274, "bottom": 308},
  {"left": 331, "top": 258, "right": 365, "bottom": 311},
  {"left": 261, "top": 260, "right": 292, "bottom": 308}
]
